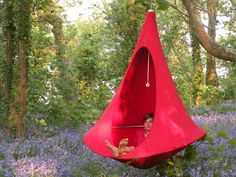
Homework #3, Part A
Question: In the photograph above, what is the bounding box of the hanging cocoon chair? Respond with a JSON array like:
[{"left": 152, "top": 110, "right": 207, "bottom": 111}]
[{"left": 83, "top": 10, "right": 206, "bottom": 169}]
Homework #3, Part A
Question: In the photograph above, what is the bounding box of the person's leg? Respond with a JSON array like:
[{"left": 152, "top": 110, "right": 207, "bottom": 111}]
[
  {"left": 124, "top": 146, "right": 135, "bottom": 153},
  {"left": 118, "top": 146, "right": 135, "bottom": 156},
  {"left": 105, "top": 140, "right": 119, "bottom": 157}
]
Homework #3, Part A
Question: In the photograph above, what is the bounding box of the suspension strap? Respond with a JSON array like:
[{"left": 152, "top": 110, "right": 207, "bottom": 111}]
[{"left": 112, "top": 125, "right": 144, "bottom": 129}]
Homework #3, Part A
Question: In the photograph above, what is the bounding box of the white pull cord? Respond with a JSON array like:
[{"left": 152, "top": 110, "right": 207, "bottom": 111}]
[{"left": 146, "top": 52, "right": 150, "bottom": 87}]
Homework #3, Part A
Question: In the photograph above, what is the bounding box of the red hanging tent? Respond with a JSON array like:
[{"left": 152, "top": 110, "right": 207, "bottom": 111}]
[{"left": 83, "top": 10, "right": 206, "bottom": 169}]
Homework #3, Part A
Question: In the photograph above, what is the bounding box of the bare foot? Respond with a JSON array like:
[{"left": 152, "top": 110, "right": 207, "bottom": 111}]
[
  {"left": 118, "top": 138, "right": 128, "bottom": 148},
  {"left": 118, "top": 138, "right": 129, "bottom": 156},
  {"left": 105, "top": 140, "right": 119, "bottom": 157}
]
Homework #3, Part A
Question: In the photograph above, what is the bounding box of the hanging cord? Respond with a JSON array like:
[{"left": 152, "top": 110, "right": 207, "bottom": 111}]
[
  {"left": 150, "top": 0, "right": 153, "bottom": 10},
  {"left": 146, "top": 52, "right": 150, "bottom": 87}
]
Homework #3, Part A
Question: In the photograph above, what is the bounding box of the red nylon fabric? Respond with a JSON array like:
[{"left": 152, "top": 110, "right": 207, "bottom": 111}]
[{"left": 83, "top": 11, "right": 206, "bottom": 169}]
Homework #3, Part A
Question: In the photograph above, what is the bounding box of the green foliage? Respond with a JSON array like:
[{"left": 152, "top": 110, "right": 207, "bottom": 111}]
[
  {"left": 203, "top": 85, "right": 224, "bottom": 105},
  {"left": 215, "top": 145, "right": 225, "bottom": 152},
  {"left": 174, "top": 74, "right": 193, "bottom": 107},
  {"left": 38, "top": 119, "right": 47, "bottom": 127},
  {"left": 219, "top": 62, "right": 236, "bottom": 101},
  {"left": 0, "top": 152, "right": 6, "bottom": 160},
  {"left": 14, "top": 0, "right": 32, "bottom": 43},
  {"left": 205, "top": 134, "right": 214, "bottom": 144},
  {"left": 81, "top": 162, "right": 108, "bottom": 177},
  {"left": 228, "top": 136, "right": 236, "bottom": 148},
  {"left": 171, "top": 57, "right": 193, "bottom": 107},
  {"left": 10, "top": 126, "right": 17, "bottom": 138},
  {"left": 183, "top": 145, "right": 197, "bottom": 161},
  {"left": 13, "top": 146, "right": 20, "bottom": 160},
  {"left": 0, "top": 170, "right": 4, "bottom": 177},
  {"left": 66, "top": 21, "right": 103, "bottom": 82},
  {"left": 156, "top": 158, "right": 183, "bottom": 177},
  {"left": 0, "top": 108, "right": 6, "bottom": 126},
  {"left": 27, "top": 146, "right": 38, "bottom": 157},
  {"left": 216, "top": 130, "right": 228, "bottom": 138},
  {"left": 103, "top": 0, "right": 147, "bottom": 78},
  {"left": 156, "top": 0, "right": 170, "bottom": 10}
]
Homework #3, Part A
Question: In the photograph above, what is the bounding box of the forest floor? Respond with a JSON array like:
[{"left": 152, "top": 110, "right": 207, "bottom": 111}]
[{"left": 0, "top": 101, "right": 235, "bottom": 177}]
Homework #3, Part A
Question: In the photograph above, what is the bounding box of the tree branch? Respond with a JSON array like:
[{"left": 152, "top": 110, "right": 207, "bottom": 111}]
[
  {"left": 181, "top": 0, "right": 236, "bottom": 62},
  {"left": 164, "top": 1, "right": 189, "bottom": 18}
]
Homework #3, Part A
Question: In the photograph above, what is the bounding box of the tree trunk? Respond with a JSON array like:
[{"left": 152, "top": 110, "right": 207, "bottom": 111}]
[
  {"left": 9, "top": 41, "right": 28, "bottom": 137},
  {"left": 4, "top": 0, "right": 15, "bottom": 116},
  {"left": 206, "top": 0, "right": 219, "bottom": 87},
  {"left": 8, "top": 0, "right": 32, "bottom": 138},
  {"left": 190, "top": 28, "right": 203, "bottom": 107},
  {"left": 181, "top": 0, "right": 236, "bottom": 62}
]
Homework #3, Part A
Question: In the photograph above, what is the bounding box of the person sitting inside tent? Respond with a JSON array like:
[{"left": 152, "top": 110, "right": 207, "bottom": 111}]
[{"left": 105, "top": 113, "right": 154, "bottom": 157}]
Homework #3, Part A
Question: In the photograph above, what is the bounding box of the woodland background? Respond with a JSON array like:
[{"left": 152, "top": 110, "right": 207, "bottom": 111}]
[
  {"left": 0, "top": 0, "right": 235, "bottom": 137},
  {"left": 0, "top": 0, "right": 235, "bottom": 176}
]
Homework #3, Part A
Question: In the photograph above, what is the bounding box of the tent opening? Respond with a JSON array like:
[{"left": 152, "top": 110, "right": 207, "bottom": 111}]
[{"left": 111, "top": 47, "right": 156, "bottom": 148}]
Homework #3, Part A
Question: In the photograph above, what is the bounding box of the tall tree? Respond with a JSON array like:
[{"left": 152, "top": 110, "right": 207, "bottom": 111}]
[
  {"left": 8, "top": 0, "right": 32, "bottom": 137},
  {"left": 190, "top": 28, "right": 203, "bottom": 107},
  {"left": 0, "top": 1, "right": 6, "bottom": 118},
  {"left": 206, "top": 0, "right": 219, "bottom": 87},
  {"left": 2, "top": 0, "right": 15, "bottom": 116}
]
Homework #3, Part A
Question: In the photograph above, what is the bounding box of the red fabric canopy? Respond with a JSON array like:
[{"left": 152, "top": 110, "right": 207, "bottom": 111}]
[{"left": 83, "top": 10, "right": 206, "bottom": 169}]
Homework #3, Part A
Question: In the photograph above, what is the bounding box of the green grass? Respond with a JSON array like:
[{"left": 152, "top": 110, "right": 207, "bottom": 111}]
[
  {"left": 0, "top": 152, "right": 5, "bottom": 160},
  {"left": 228, "top": 136, "right": 236, "bottom": 148},
  {"left": 216, "top": 130, "right": 228, "bottom": 138}
]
